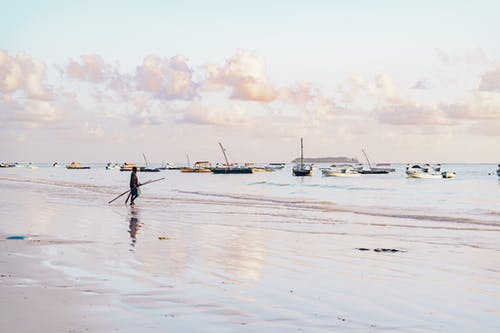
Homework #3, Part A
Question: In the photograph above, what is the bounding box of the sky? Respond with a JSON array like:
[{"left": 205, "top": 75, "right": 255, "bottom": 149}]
[{"left": 1, "top": 0, "right": 499, "bottom": 163}]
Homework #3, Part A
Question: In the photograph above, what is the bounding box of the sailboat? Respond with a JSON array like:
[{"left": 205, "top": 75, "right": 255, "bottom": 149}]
[
  {"left": 211, "top": 142, "right": 253, "bottom": 174},
  {"left": 292, "top": 138, "right": 312, "bottom": 176},
  {"left": 358, "top": 149, "right": 390, "bottom": 174},
  {"left": 180, "top": 154, "right": 212, "bottom": 173},
  {"left": 141, "top": 153, "right": 160, "bottom": 172}
]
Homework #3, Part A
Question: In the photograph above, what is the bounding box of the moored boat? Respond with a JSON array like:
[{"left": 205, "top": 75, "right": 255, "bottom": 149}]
[
  {"left": 211, "top": 142, "right": 253, "bottom": 174},
  {"left": 120, "top": 163, "right": 144, "bottom": 171},
  {"left": 292, "top": 138, "right": 312, "bottom": 176},
  {"left": 26, "top": 163, "right": 39, "bottom": 169},
  {"left": 66, "top": 162, "right": 90, "bottom": 169},
  {"left": 406, "top": 164, "right": 455, "bottom": 179},
  {"left": 0, "top": 162, "right": 16, "bottom": 168},
  {"left": 321, "top": 165, "right": 361, "bottom": 177},
  {"left": 441, "top": 171, "right": 456, "bottom": 178},
  {"left": 267, "top": 163, "right": 286, "bottom": 170},
  {"left": 358, "top": 149, "right": 391, "bottom": 174},
  {"left": 106, "top": 162, "right": 119, "bottom": 170},
  {"left": 181, "top": 161, "right": 212, "bottom": 173}
]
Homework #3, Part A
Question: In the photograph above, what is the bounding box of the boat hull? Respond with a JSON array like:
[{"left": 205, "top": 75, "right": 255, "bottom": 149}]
[
  {"left": 359, "top": 170, "right": 389, "bottom": 174},
  {"left": 181, "top": 168, "right": 212, "bottom": 173},
  {"left": 292, "top": 169, "right": 312, "bottom": 176},
  {"left": 211, "top": 167, "right": 253, "bottom": 174},
  {"left": 322, "top": 170, "right": 360, "bottom": 177},
  {"left": 441, "top": 171, "right": 456, "bottom": 179},
  {"left": 407, "top": 173, "right": 441, "bottom": 179}
]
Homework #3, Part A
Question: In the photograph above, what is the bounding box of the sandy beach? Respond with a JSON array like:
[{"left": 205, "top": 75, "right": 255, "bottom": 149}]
[{"left": 1, "top": 168, "right": 500, "bottom": 332}]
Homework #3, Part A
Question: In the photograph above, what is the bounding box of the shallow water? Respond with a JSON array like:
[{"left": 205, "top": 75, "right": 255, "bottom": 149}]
[{"left": 0, "top": 164, "right": 499, "bottom": 332}]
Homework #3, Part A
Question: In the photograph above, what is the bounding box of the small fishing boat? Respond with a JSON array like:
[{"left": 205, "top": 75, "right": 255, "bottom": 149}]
[
  {"left": 211, "top": 142, "right": 254, "bottom": 174},
  {"left": 26, "top": 163, "right": 39, "bottom": 169},
  {"left": 321, "top": 165, "right": 361, "bottom": 177},
  {"left": 441, "top": 171, "right": 456, "bottom": 178},
  {"left": 181, "top": 161, "right": 212, "bottom": 173},
  {"left": 358, "top": 149, "right": 390, "bottom": 174},
  {"left": 106, "top": 162, "right": 119, "bottom": 170},
  {"left": 66, "top": 162, "right": 90, "bottom": 169},
  {"left": 141, "top": 153, "right": 161, "bottom": 172},
  {"left": 267, "top": 163, "right": 286, "bottom": 170},
  {"left": 372, "top": 163, "right": 396, "bottom": 173},
  {"left": 406, "top": 164, "right": 455, "bottom": 179},
  {"left": 0, "top": 162, "right": 15, "bottom": 168},
  {"left": 159, "top": 162, "right": 181, "bottom": 170},
  {"left": 292, "top": 138, "right": 313, "bottom": 176}
]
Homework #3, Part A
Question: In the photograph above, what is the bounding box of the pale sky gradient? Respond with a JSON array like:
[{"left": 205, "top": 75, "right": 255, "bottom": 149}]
[{"left": 1, "top": 0, "right": 499, "bottom": 163}]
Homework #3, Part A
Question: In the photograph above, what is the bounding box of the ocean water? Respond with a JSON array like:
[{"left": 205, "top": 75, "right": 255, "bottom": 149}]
[{"left": 1, "top": 163, "right": 499, "bottom": 332}]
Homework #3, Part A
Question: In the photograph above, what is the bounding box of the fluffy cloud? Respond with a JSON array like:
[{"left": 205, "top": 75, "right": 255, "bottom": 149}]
[
  {"left": 65, "top": 54, "right": 132, "bottom": 100},
  {"left": 66, "top": 54, "right": 110, "bottom": 83},
  {"left": 375, "top": 73, "right": 400, "bottom": 103},
  {"left": 135, "top": 55, "right": 198, "bottom": 100},
  {"left": 202, "top": 50, "right": 277, "bottom": 102},
  {"left": 376, "top": 102, "right": 453, "bottom": 126},
  {"left": 1, "top": 98, "right": 62, "bottom": 128},
  {"left": 337, "top": 73, "right": 401, "bottom": 104},
  {"left": 0, "top": 49, "right": 52, "bottom": 100},
  {"left": 442, "top": 92, "right": 500, "bottom": 120},
  {"left": 478, "top": 66, "right": 500, "bottom": 92}
]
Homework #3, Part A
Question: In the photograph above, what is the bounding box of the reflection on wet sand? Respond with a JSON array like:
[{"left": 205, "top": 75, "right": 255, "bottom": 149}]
[{"left": 128, "top": 207, "right": 142, "bottom": 248}]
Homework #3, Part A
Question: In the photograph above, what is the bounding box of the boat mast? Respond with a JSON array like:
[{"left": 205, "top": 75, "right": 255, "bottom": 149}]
[
  {"left": 300, "top": 138, "right": 304, "bottom": 168},
  {"left": 186, "top": 154, "right": 190, "bottom": 168},
  {"left": 361, "top": 149, "right": 372, "bottom": 169},
  {"left": 218, "top": 142, "right": 230, "bottom": 166},
  {"left": 143, "top": 153, "right": 149, "bottom": 168}
]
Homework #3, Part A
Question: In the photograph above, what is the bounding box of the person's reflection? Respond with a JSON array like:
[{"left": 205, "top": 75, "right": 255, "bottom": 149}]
[{"left": 128, "top": 207, "right": 142, "bottom": 249}]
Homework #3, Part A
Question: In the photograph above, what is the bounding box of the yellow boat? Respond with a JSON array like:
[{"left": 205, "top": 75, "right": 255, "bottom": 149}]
[
  {"left": 181, "top": 161, "right": 212, "bottom": 173},
  {"left": 66, "top": 162, "right": 91, "bottom": 169}
]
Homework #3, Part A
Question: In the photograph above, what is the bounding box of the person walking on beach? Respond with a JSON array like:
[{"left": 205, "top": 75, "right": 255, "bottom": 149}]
[{"left": 129, "top": 166, "right": 140, "bottom": 205}]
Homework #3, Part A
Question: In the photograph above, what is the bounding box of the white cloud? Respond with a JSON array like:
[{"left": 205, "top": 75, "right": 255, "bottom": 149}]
[
  {"left": 376, "top": 102, "right": 453, "bottom": 126},
  {"left": 478, "top": 66, "right": 500, "bottom": 92},
  {"left": 135, "top": 55, "right": 198, "bottom": 100},
  {"left": 202, "top": 50, "right": 277, "bottom": 102},
  {"left": 0, "top": 49, "right": 52, "bottom": 100}
]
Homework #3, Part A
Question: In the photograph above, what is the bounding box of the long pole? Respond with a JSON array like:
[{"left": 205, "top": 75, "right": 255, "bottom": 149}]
[
  {"left": 219, "top": 142, "right": 230, "bottom": 166},
  {"left": 300, "top": 138, "right": 304, "bottom": 168},
  {"left": 362, "top": 149, "right": 372, "bottom": 169},
  {"left": 108, "top": 177, "right": 165, "bottom": 204}
]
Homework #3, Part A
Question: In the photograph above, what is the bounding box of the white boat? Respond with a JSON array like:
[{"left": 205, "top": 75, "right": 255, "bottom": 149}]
[
  {"left": 267, "top": 163, "right": 286, "bottom": 170},
  {"left": 106, "top": 162, "right": 119, "bottom": 170},
  {"left": 441, "top": 171, "right": 456, "bottom": 178},
  {"left": 406, "top": 164, "right": 455, "bottom": 179},
  {"left": 26, "top": 163, "right": 38, "bottom": 169},
  {"left": 322, "top": 165, "right": 361, "bottom": 177}
]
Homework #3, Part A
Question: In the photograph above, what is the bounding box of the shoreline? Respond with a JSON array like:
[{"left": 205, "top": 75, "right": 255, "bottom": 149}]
[{"left": 1, "top": 175, "right": 499, "bottom": 332}]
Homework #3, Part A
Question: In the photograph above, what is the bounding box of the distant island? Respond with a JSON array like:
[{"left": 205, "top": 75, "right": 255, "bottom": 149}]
[{"left": 291, "top": 157, "right": 359, "bottom": 163}]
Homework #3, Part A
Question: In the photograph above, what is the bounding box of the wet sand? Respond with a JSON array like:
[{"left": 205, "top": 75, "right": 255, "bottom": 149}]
[{"left": 1, "top": 177, "right": 499, "bottom": 332}]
